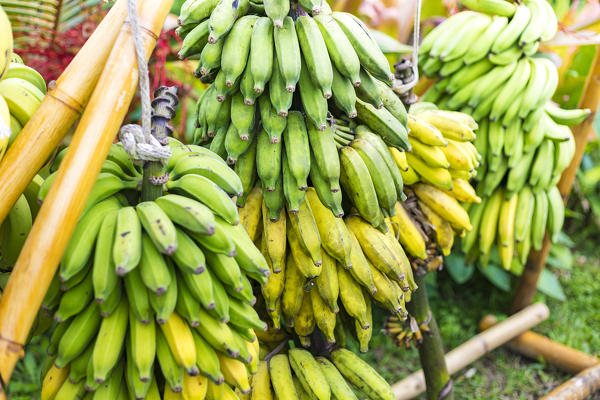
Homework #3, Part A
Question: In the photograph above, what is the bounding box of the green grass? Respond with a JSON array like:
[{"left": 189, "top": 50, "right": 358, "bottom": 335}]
[{"left": 358, "top": 251, "right": 600, "bottom": 399}]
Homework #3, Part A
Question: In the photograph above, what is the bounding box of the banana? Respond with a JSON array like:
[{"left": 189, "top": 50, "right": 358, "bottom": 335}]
[
  {"left": 418, "top": 200, "right": 454, "bottom": 256},
  {"left": 529, "top": 140, "right": 554, "bottom": 188},
  {"left": 179, "top": 20, "right": 209, "bottom": 59},
  {"left": 506, "top": 151, "right": 535, "bottom": 193},
  {"left": 345, "top": 230, "right": 377, "bottom": 295},
  {"left": 129, "top": 309, "right": 156, "bottom": 382},
  {"left": 331, "top": 348, "right": 395, "bottom": 400},
  {"left": 160, "top": 312, "right": 199, "bottom": 375},
  {"left": 54, "top": 269, "right": 93, "bottom": 322},
  {"left": 355, "top": 68, "right": 383, "bottom": 109},
  {"left": 489, "top": 58, "right": 531, "bottom": 121},
  {"left": 260, "top": 243, "right": 284, "bottom": 327},
  {"left": 282, "top": 111, "right": 311, "bottom": 190},
  {"left": 547, "top": 186, "right": 564, "bottom": 243},
  {"left": 406, "top": 152, "right": 453, "bottom": 190},
  {"left": 238, "top": 186, "right": 263, "bottom": 242},
  {"left": 107, "top": 206, "right": 142, "bottom": 277},
  {"left": 55, "top": 302, "right": 101, "bottom": 368},
  {"left": 4, "top": 62, "right": 46, "bottom": 93},
  {"left": 375, "top": 81, "right": 407, "bottom": 125},
  {"left": 312, "top": 244, "right": 339, "bottom": 311},
  {"left": 390, "top": 202, "right": 427, "bottom": 259},
  {"left": 207, "top": 272, "right": 231, "bottom": 323},
  {"left": 170, "top": 152, "right": 243, "bottom": 196},
  {"left": 229, "top": 296, "right": 267, "bottom": 331},
  {"left": 262, "top": 202, "right": 286, "bottom": 273},
  {"left": 333, "top": 12, "right": 393, "bottom": 82},
  {"left": 219, "top": 349, "right": 251, "bottom": 393},
  {"left": 54, "top": 378, "right": 86, "bottom": 399},
  {"left": 281, "top": 252, "right": 306, "bottom": 325},
  {"left": 296, "top": 15, "right": 333, "bottom": 99},
  {"left": 519, "top": 0, "right": 544, "bottom": 45},
  {"left": 0, "top": 194, "right": 32, "bottom": 270},
  {"left": 0, "top": 7, "right": 13, "bottom": 80},
  {"left": 497, "top": 192, "right": 518, "bottom": 270},
  {"left": 269, "top": 354, "right": 299, "bottom": 400},
  {"left": 179, "top": 0, "right": 221, "bottom": 24},
  {"left": 190, "top": 330, "right": 224, "bottom": 384},
  {"left": 263, "top": 0, "right": 289, "bottom": 28},
  {"left": 59, "top": 197, "right": 121, "bottom": 282},
  {"left": 351, "top": 138, "right": 397, "bottom": 214},
  {"left": 289, "top": 348, "right": 331, "bottom": 400},
  {"left": 149, "top": 261, "right": 178, "bottom": 323},
  {"left": 176, "top": 272, "right": 203, "bottom": 327},
  {"left": 250, "top": 17, "right": 274, "bottom": 93},
  {"left": 68, "top": 342, "right": 94, "bottom": 383},
  {"left": 156, "top": 325, "right": 185, "bottom": 392},
  {"left": 440, "top": 14, "right": 492, "bottom": 62},
  {"left": 298, "top": 55, "right": 329, "bottom": 130},
  {"left": 337, "top": 263, "right": 370, "bottom": 329},
  {"left": 461, "top": 0, "right": 516, "bottom": 16},
  {"left": 235, "top": 137, "right": 258, "bottom": 207},
  {"left": 195, "top": 305, "right": 241, "bottom": 357},
  {"left": 545, "top": 103, "right": 590, "bottom": 126},
  {"left": 251, "top": 362, "right": 274, "bottom": 400},
  {"left": 171, "top": 229, "right": 206, "bottom": 274},
  {"left": 476, "top": 188, "right": 503, "bottom": 258},
  {"left": 220, "top": 16, "right": 258, "bottom": 84},
  {"left": 231, "top": 92, "right": 257, "bottom": 141},
  {"left": 413, "top": 183, "right": 472, "bottom": 231},
  {"left": 123, "top": 266, "right": 152, "bottom": 324},
  {"left": 531, "top": 189, "right": 549, "bottom": 250},
  {"left": 274, "top": 16, "right": 302, "bottom": 92},
  {"left": 539, "top": 0, "right": 558, "bottom": 41},
  {"left": 283, "top": 150, "right": 307, "bottom": 212},
  {"left": 208, "top": 0, "right": 250, "bottom": 43},
  {"left": 136, "top": 201, "right": 178, "bottom": 256},
  {"left": 262, "top": 168, "right": 285, "bottom": 221},
  {"left": 308, "top": 120, "right": 340, "bottom": 192},
  {"left": 240, "top": 60, "right": 261, "bottom": 105},
  {"left": 287, "top": 217, "right": 321, "bottom": 279},
  {"left": 133, "top": 234, "right": 171, "bottom": 296},
  {"left": 182, "top": 373, "right": 208, "bottom": 400},
  {"left": 339, "top": 146, "right": 383, "bottom": 228},
  {"left": 92, "top": 296, "right": 128, "bottom": 383},
  {"left": 166, "top": 173, "right": 239, "bottom": 225},
  {"left": 294, "top": 288, "right": 316, "bottom": 346},
  {"left": 316, "top": 357, "right": 358, "bottom": 400},
  {"left": 406, "top": 115, "right": 446, "bottom": 146},
  {"left": 409, "top": 138, "right": 449, "bottom": 169},
  {"left": 0, "top": 78, "right": 43, "bottom": 125},
  {"left": 512, "top": 186, "right": 534, "bottom": 245},
  {"left": 310, "top": 286, "right": 337, "bottom": 342},
  {"left": 269, "top": 56, "right": 294, "bottom": 116},
  {"left": 491, "top": 4, "right": 532, "bottom": 54},
  {"left": 356, "top": 99, "right": 410, "bottom": 150},
  {"left": 259, "top": 90, "right": 287, "bottom": 142},
  {"left": 420, "top": 11, "right": 474, "bottom": 55}
]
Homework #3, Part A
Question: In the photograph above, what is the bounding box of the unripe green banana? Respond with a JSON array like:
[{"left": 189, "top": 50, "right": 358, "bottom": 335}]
[
  {"left": 310, "top": 156, "right": 345, "bottom": 217},
  {"left": 55, "top": 302, "right": 102, "bottom": 368},
  {"left": 221, "top": 15, "right": 260, "bottom": 86},
  {"left": 307, "top": 119, "right": 340, "bottom": 192},
  {"left": 148, "top": 261, "right": 178, "bottom": 324},
  {"left": 240, "top": 59, "right": 261, "bottom": 105},
  {"left": 519, "top": 0, "right": 544, "bottom": 46},
  {"left": 355, "top": 69, "right": 383, "bottom": 109},
  {"left": 231, "top": 92, "right": 256, "bottom": 140},
  {"left": 283, "top": 111, "right": 311, "bottom": 190},
  {"left": 289, "top": 348, "right": 331, "bottom": 400},
  {"left": 313, "top": 14, "right": 361, "bottom": 86},
  {"left": 123, "top": 265, "right": 152, "bottom": 324},
  {"left": 460, "top": 0, "right": 516, "bottom": 16},
  {"left": 283, "top": 150, "right": 307, "bottom": 213},
  {"left": 263, "top": 171, "right": 285, "bottom": 221},
  {"left": 250, "top": 17, "right": 274, "bottom": 93},
  {"left": 375, "top": 80, "right": 408, "bottom": 125},
  {"left": 263, "top": 0, "right": 289, "bottom": 28},
  {"left": 191, "top": 330, "right": 225, "bottom": 384},
  {"left": 136, "top": 201, "right": 178, "bottom": 256},
  {"left": 274, "top": 16, "right": 302, "bottom": 92},
  {"left": 156, "top": 326, "right": 185, "bottom": 392},
  {"left": 259, "top": 90, "right": 287, "bottom": 142},
  {"left": 156, "top": 194, "right": 216, "bottom": 236},
  {"left": 514, "top": 185, "right": 535, "bottom": 243},
  {"left": 355, "top": 99, "right": 410, "bottom": 151},
  {"left": 234, "top": 137, "right": 258, "bottom": 207},
  {"left": 491, "top": 4, "right": 532, "bottom": 54},
  {"left": 112, "top": 206, "right": 142, "bottom": 276},
  {"left": 298, "top": 55, "right": 328, "bottom": 130},
  {"left": 179, "top": 0, "right": 221, "bottom": 24},
  {"left": 331, "top": 348, "right": 395, "bottom": 399},
  {"left": 296, "top": 15, "right": 333, "bottom": 99},
  {"left": 330, "top": 65, "right": 357, "bottom": 118},
  {"left": 92, "top": 296, "right": 128, "bottom": 383},
  {"left": 54, "top": 268, "right": 93, "bottom": 322},
  {"left": 269, "top": 57, "right": 294, "bottom": 116},
  {"left": 333, "top": 12, "right": 393, "bottom": 83},
  {"left": 68, "top": 341, "right": 94, "bottom": 383},
  {"left": 179, "top": 20, "right": 209, "bottom": 59},
  {"left": 129, "top": 309, "right": 156, "bottom": 382},
  {"left": 531, "top": 189, "right": 549, "bottom": 250},
  {"left": 99, "top": 279, "right": 122, "bottom": 318},
  {"left": 208, "top": 0, "right": 250, "bottom": 43},
  {"left": 257, "top": 127, "right": 283, "bottom": 192},
  {"left": 195, "top": 306, "right": 241, "bottom": 357}
]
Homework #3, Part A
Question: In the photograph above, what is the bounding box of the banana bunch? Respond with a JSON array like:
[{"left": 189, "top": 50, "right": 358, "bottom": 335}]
[
  {"left": 0, "top": 60, "right": 47, "bottom": 161},
  {"left": 39, "top": 139, "right": 273, "bottom": 400},
  {"left": 384, "top": 314, "right": 432, "bottom": 349},
  {"left": 462, "top": 184, "right": 565, "bottom": 270},
  {"left": 238, "top": 346, "right": 396, "bottom": 400},
  {"left": 419, "top": 0, "right": 587, "bottom": 269}
]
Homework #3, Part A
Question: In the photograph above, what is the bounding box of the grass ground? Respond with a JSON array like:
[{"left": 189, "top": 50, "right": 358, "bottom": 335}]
[
  {"left": 358, "top": 249, "right": 600, "bottom": 399},
  {"left": 6, "top": 239, "right": 600, "bottom": 399}
]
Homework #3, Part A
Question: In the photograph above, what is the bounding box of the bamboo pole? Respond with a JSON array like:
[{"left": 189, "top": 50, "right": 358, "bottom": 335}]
[
  {"left": 406, "top": 274, "right": 453, "bottom": 400},
  {"left": 0, "top": 0, "right": 128, "bottom": 226},
  {"left": 511, "top": 47, "right": 600, "bottom": 312},
  {"left": 480, "top": 315, "right": 600, "bottom": 374},
  {"left": 541, "top": 364, "right": 600, "bottom": 400},
  {"left": 393, "top": 303, "right": 549, "bottom": 399},
  {"left": 0, "top": 0, "right": 173, "bottom": 393}
]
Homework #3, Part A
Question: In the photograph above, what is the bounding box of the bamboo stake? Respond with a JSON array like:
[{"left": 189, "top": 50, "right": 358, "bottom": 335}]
[
  {"left": 406, "top": 274, "right": 453, "bottom": 400},
  {"left": 511, "top": 47, "right": 600, "bottom": 312},
  {"left": 541, "top": 364, "right": 600, "bottom": 400},
  {"left": 0, "top": 0, "right": 173, "bottom": 393},
  {"left": 0, "top": 0, "right": 128, "bottom": 226},
  {"left": 480, "top": 315, "right": 600, "bottom": 374},
  {"left": 393, "top": 303, "right": 549, "bottom": 399}
]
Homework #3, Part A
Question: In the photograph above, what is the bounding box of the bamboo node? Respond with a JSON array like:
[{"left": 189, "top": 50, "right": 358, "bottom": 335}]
[
  {"left": 122, "top": 20, "right": 159, "bottom": 41},
  {"left": 0, "top": 334, "right": 24, "bottom": 357},
  {"left": 47, "top": 87, "right": 85, "bottom": 114}
]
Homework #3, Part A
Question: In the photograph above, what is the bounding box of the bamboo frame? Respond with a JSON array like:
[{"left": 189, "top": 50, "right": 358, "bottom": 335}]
[
  {"left": 0, "top": 0, "right": 173, "bottom": 393},
  {"left": 541, "top": 364, "right": 600, "bottom": 400},
  {"left": 511, "top": 46, "right": 600, "bottom": 312},
  {"left": 0, "top": 0, "right": 128, "bottom": 226},
  {"left": 479, "top": 315, "right": 599, "bottom": 375},
  {"left": 392, "top": 303, "right": 549, "bottom": 399}
]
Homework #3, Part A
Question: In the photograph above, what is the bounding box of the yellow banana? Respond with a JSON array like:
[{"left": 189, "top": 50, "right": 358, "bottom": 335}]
[
  {"left": 262, "top": 202, "right": 286, "bottom": 273},
  {"left": 239, "top": 187, "right": 263, "bottom": 242},
  {"left": 219, "top": 352, "right": 251, "bottom": 394},
  {"left": 418, "top": 201, "right": 454, "bottom": 256},
  {"left": 160, "top": 312, "right": 199, "bottom": 375},
  {"left": 390, "top": 202, "right": 427, "bottom": 259},
  {"left": 288, "top": 200, "right": 322, "bottom": 266},
  {"left": 413, "top": 183, "right": 472, "bottom": 231}
]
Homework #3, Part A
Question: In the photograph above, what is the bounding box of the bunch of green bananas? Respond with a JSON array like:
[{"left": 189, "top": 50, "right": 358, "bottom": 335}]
[
  {"left": 241, "top": 346, "right": 396, "bottom": 400},
  {"left": 38, "top": 140, "right": 271, "bottom": 400},
  {"left": 176, "top": 0, "right": 412, "bottom": 225},
  {"left": 0, "top": 59, "right": 47, "bottom": 161},
  {"left": 419, "top": 0, "right": 588, "bottom": 270}
]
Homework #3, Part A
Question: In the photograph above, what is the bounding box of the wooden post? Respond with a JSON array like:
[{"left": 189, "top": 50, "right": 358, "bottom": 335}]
[
  {"left": 393, "top": 303, "right": 549, "bottom": 399},
  {"left": 541, "top": 364, "right": 600, "bottom": 400},
  {"left": 0, "top": 0, "right": 173, "bottom": 394},
  {"left": 511, "top": 47, "right": 600, "bottom": 312},
  {"left": 0, "top": 0, "right": 128, "bottom": 225},
  {"left": 406, "top": 274, "right": 453, "bottom": 400},
  {"left": 479, "top": 315, "right": 600, "bottom": 374}
]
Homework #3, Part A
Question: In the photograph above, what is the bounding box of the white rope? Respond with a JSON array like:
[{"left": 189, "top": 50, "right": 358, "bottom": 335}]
[
  {"left": 393, "top": 0, "right": 422, "bottom": 94},
  {"left": 120, "top": 0, "right": 171, "bottom": 164}
]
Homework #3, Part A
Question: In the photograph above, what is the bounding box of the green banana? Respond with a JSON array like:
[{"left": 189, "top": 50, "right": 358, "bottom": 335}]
[
  {"left": 274, "top": 16, "right": 301, "bottom": 92},
  {"left": 296, "top": 15, "right": 333, "bottom": 99}
]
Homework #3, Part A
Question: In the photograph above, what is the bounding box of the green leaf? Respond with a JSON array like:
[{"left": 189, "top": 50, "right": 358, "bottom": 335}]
[
  {"left": 478, "top": 264, "right": 511, "bottom": 292},
  {"left": 537, "top": 268, "right": 566, "bottom": 301},
  {"left": 547, "top": 244, "right": 574, "bottom": 270},
  {"left": 444, "top": 253, "right": 474, "bottom": 284}
]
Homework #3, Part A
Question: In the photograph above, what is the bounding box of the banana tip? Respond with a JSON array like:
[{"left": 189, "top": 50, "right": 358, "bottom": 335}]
[
  {"left": 244, "top": 99, "right": 254, "bottom": 105},
  {"left": 253, "top": 87, "right": 263, "bottom": 94},
  {"left": 285, "top": 85, "right": 296, "bottom": 93}
]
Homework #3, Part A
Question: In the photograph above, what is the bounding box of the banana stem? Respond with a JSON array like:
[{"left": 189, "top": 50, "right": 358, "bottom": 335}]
[
  {"left": 141, "top": 86, "right": 179, "bottom": 202},
  {"left": 406, "top": 273, "right": 453, "bottom": 400}
]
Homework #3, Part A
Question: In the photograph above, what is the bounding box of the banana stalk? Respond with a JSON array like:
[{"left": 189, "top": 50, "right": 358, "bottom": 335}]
[{"left": 0, "top": 0, "right": 173, "bottom": 385}]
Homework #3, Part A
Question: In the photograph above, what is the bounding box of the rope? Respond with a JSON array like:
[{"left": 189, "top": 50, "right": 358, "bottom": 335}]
[
  {"left": 394, "top": 0, "right": 422, "bottom": 94},
  {"left": 120, "top": 0, "right": 171, "bottom": 164}
]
